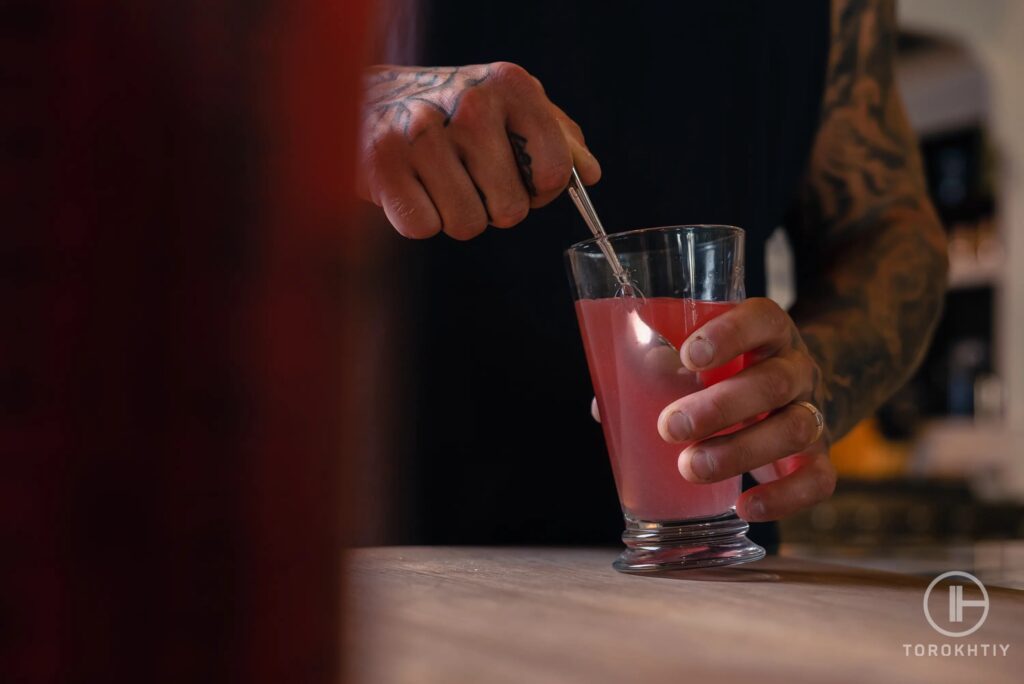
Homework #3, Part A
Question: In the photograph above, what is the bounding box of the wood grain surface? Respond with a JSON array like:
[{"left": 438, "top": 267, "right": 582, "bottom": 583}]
[{"left": 345, "top": 547, "right": 1024, "bottom": 684}]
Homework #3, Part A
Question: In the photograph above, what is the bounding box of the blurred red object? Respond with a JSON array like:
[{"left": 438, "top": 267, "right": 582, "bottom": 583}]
[{"left": 1, "top": 1, "right": 370, "bottom": 681}]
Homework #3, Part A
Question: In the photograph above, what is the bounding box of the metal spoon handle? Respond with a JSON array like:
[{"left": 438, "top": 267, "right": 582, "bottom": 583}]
[
  {"left": 566, "top": 167, "right": 679, "bottom": 356},
  {"left": 567, "top": 168, "right": 629, "bottom": 285}
]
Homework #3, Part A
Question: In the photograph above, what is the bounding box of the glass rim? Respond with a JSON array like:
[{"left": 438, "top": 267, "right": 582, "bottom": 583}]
[{"left": 565, "top": 223, "right": 745, "bottom": 255}]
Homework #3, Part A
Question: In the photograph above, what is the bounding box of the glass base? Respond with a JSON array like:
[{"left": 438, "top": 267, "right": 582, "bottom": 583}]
[{"left": 613, "top": 511, "right": 766, "bottom": 573}]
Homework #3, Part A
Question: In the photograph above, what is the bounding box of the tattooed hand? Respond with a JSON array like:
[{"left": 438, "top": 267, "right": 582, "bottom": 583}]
[{"left": 359, "top": 62, "right": 601, "bottom": 240}]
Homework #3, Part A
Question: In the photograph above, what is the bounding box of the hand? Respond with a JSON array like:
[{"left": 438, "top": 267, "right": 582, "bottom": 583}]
[
  {"left": 359, "top": 62, "right": 601, "bottom": 240},
  {"left": 655, "top": 298, "right": 836, "bottom": 522}
]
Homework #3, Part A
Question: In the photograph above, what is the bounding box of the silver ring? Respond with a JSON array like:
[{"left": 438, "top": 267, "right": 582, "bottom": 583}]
[{"left": 793, "top": 401, "right": 825, "bottom": 444}]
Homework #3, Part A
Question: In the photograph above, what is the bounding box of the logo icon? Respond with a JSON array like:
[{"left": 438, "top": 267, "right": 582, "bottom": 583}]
[{"left": 923, "top": 571, "right": 989, "bottom": 637}]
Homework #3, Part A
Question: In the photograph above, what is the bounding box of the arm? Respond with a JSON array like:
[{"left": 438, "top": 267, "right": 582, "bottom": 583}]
[
  {"left": 790, "top": 0, "right": 948, "bottom": 442},
  {"left": 653, "top": 0, "right": 947, "bottom": 521}
]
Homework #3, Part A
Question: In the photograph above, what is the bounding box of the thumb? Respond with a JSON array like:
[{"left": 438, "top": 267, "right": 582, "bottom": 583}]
[{"left": 552, "top": 106, "right": 601, "bottom": 185}]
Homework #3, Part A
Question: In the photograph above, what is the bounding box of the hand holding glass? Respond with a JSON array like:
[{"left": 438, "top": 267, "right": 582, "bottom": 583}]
[{"left": 566, "top": 225, "right": 765, "bottom": 572}]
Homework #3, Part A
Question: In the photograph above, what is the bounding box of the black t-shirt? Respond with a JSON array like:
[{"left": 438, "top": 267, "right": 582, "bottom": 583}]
[{"left": 392, "top": 0, "right": 830, "bottom": 548}]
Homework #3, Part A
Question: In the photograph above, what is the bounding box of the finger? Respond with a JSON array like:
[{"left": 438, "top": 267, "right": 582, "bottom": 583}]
[
  {"left": 489, "top": 62, "right": 572, "bottom": 207},
  {"left": 749, "top": 453, "right": 801, "bottom": 484},
  {"left": 362, "top": 137, "right": 442, "bottom": 239},
  {"left": 680, "top": 297, "right": 793, "bottom": 371},
  {"left": 591, "top": 397, "right": 601, "bottom": 423},
  {"left": 379, "top": 175, "right": 443, "bottom": 239},
  {"left": 676, "top": 401, "right": 825, "bottom": 483},
  {"left": 735, "top": 450, "right": 836, "bottom": 522},
  {"left": 551, "top": 104, "right": 601, "bottom": 185},
  {"left": 561, "top": 122, "right": 602, "bottom": 188},
  {"left": 411, "top": 128, "right": 489, "bottom": 241},
  {"left": 454, "top": 115, "right": 531, "bottom": 229},
  {"left": 657, "top": 348, "right": 813, "bottom": 443}
]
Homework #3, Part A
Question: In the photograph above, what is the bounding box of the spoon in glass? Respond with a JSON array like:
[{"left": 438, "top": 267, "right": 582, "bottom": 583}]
[{"left": 566, "top": 167, "right": 680, "bottom": 362}]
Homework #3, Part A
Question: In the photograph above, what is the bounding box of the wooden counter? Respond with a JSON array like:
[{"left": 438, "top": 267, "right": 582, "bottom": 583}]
[{"left": 345, "top": 547, "right": 1024, "bottom": 684}]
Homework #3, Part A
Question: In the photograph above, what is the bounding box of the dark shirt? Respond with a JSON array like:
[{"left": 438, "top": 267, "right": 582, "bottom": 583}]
[{"left": 395, "top": 0, "right": 830, "bottom": 549}]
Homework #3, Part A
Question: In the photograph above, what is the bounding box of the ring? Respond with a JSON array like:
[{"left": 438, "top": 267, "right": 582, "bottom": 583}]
[{"left": 793, "top": 400, "right": 825, "bottom": 444}]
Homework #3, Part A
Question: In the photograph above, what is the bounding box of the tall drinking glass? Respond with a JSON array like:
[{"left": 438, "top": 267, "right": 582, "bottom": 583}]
[{"left": 566, "top": 225, "right": 766, "bottom": 572}]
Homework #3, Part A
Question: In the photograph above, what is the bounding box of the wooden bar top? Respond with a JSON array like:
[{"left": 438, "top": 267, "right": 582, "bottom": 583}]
[{"left": 345, "top": 547, "right": 1024, "bottom": 684}]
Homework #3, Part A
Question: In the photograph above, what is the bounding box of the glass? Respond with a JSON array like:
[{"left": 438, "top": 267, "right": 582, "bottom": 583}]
[{"left": 566, "top": 225, "right": 766, "bottom": 572}]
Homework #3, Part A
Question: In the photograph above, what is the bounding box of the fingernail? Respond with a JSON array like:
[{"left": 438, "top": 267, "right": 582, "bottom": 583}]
[
  {"left": 667, "top": 411, "right": 692, "bottom": 441},
  {"left": 745, "top": 496, "right": 765, "bottom": 520},
  {"left": 688, "top": 449, "right": 714, "bottom": 480},
  {"left": 687, "top": 337, "right": 714, "bottom": 368}
]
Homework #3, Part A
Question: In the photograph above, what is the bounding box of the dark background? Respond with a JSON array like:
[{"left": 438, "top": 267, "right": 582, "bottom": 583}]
[{"left": 363, "top": 0, "right": 830, "bottom": 548}]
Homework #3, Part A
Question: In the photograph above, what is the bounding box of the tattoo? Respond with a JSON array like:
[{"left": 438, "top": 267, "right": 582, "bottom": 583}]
[
  {"left": 790, "top": 0, "right": 948, "bottom": 441},
  {"left": 507, "top": 132, "right": 537, "bottom": 197},
  {"left": 364, "top": 65, "right": 491, "bottom": 140}
]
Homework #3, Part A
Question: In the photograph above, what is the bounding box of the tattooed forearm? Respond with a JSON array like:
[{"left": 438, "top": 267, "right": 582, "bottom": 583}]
[
  {"left": 507, "top": 132, "right": 537, "bottom": 197},
  {"left": 364, "top": 65, "right": 492, "bottom": 140},
  {"left": 790, "top": 0, "right": 948, "bottom": 441}
]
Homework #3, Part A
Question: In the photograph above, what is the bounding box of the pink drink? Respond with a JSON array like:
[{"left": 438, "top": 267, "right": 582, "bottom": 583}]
[{"left": 575, "top": 297, "right": 744, "bottom": 521}]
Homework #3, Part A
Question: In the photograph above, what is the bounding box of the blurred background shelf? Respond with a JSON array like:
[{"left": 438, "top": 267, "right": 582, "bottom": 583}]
[
  {"left": 780, "top": 477, "right": 1024, "bottom": 589},
  {"left": 948, "top": 253, "right": 1001, "bottom": 290}
]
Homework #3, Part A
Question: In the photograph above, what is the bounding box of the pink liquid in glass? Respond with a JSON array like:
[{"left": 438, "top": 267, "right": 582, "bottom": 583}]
[{"left": 575, "top": 297, "right": 745, "bottom": 521}]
